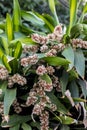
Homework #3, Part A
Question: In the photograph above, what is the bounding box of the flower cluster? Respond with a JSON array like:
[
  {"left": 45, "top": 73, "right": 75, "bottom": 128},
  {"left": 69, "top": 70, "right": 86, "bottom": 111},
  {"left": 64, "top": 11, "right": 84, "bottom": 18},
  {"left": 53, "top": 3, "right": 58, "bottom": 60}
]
[
  {"left": 8, "top": 73, "right": 27, "bottom": 88},
  {"left": 21, "top": 54, "right": 38, "bottom": 67},
  {"left": 0, "top": 66, "right": 8, "bottom": 80},
  {"left": 71, "top": 38, "right": 87, "bottom": 49}
]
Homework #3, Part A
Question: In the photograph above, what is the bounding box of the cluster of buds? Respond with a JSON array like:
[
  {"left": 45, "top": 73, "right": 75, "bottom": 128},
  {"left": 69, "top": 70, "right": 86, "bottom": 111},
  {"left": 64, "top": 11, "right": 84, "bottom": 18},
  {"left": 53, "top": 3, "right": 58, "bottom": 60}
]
[
  {"left": 38, "top": 78, "right": 53, "bottom": 92},
  {"left": 32, "top": 34, "right": 48, "bottom": 45},
  {"left": 32, "top": 25, "right": 63, "bottom": 44},
  {"left": 12, "top": 99, "right": 22, "bottom": 114},
  {"left": 8, "top": 73, "right": 27, "bottom": 88},
  {"left": 21, "top": 54, "right": 38, "bottom": 67},
  {"left": 51, "top": 43, "right": 65, "bottom": 52},
  {"left": 40, "top": 111, "right": 49, "bottom": 130},
  {"left": 45, "top": 49, "right": 57, "bottom": 57},
  {"left": 71, "top": 39, "right": 87, "bottom": 49},
  {"left": 23, "top": 45, "right": 38, "bottom": 54},
  {"left": 0, "top": 66, "right": 8, "bottom": 80},
  {"left": 36, "top": 65, "right": 47, "bottom": 76}
]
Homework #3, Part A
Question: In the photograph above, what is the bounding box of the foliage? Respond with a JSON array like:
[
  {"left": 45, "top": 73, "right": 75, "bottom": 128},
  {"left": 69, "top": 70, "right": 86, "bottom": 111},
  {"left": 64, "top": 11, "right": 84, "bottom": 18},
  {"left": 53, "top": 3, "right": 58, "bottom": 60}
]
[{"left": 0, "top": 0, "right": 87, "bottom": 130}]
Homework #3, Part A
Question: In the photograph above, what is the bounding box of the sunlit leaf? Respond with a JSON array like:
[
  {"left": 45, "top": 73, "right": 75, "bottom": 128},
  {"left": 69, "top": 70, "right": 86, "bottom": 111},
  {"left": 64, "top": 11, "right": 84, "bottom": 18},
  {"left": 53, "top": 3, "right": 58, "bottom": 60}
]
[
  {"left": 43, "top": 56, "right": 70, "bottom": 66},
  {"left": 2, "top": 55, "right": 11, "bottom": 72},
  {"left": 68, "top": 0, "right": 77, "bottom": 34},
  {"left": 13, "top": 41, "right": 22, "bottom": 59},
  {"left": 6, "top": 13, "right": 14, "bottom": 41},
  {"left": 21, "top": 10, "right": 45, "bottom": 26},
  {"left": 48, "top": 0, "right": 59, "bottom": 24},
  {"left": 13, "top": 0, "right": 21, "bottom": 31}
]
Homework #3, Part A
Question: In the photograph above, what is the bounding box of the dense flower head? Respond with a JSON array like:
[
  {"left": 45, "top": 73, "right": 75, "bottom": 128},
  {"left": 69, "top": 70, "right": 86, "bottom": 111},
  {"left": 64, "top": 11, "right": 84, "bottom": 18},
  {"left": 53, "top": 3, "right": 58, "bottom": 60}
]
[
  {"left": 40, "top": 111, "right": 49, "bottom": 130},
  {"left": 8, "top": 73, "right": 27, "bottom": 88},
  {"left": 32, "top": 34, "right": 48, "bottom": 44},
  {"left": 21, "top": 54, "right": 38, "bottom": 67},
  {"left": 71, "top": 38, "right": 87, "bottom": 49},
  {"left": 23, "top": 45, "right": 38, "bottom": 54},
  {"left": 36, "top": 65, "right": 47, "bottom": 75},
  {"left": 0, "top": 66, "right": 9, "bottom": 80}
]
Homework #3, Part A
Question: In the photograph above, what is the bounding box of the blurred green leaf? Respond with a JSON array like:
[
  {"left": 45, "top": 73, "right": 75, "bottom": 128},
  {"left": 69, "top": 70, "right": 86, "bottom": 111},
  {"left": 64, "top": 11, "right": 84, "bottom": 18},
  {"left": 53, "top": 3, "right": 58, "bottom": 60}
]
[
  {"left": 43, "top": 56, "right": 70, "bottom": 66},
  {"left": 74, "top": 49, "right": 85, "bottom": 78},
  {"left": 79, "top": 3, "right": 87, "bottom": 22},
  {"left": 47, "top": 92, "right": 68, "bottom": 114},
  {"left": 21, "top": 10, "right": 45, "bottom": 26},
  {"left": 9, "top": 58, "right": 18, "bottom": 74},
  {"left": 48, "top": 0, "right": 59, "bottom": 24},
  {"left": 13, "top": 41, "right": 22, "bottom": 59},
  {"left": 60, "top": 70, "right": 69, "bottom": 95},
  {"left": 60, "top": 125, "right": 70, "bottom": 130},
  {"left": 22, "top": 123, "right": 32, "bottom": 130},
  {"left": 13, "top": 0, "right": 21, "bottom": 31},
  {"left": 9, "top": 124, "right": 20, "bottom": 130},
  {"left": 68, "top": 0, "right": 77, "bottom": 34},
  {"left": 2, "top": 55, "right": 11, "bottom": 72},
  {"left": 1, "top": 115, "right": 31, "bottom": 127},
  {"left": 41, "top": 74, "right": 52, "bottom": 84},
  {"left": 4, "top": 88, "right": 16, "bottom": 115},
  {"left": 6, "top": 13, "right": 14, "bottom": 42},
  {"left": 0, "top": 37, "right": 9, "bottom": 55},
  {"left": 77, "top": 79, "right": 87, "bottom": 98},
  {"left": 56, "top": 115, "right": 75, "bottom": 125},
  {"left": 62, "top": 46, "right": 74, "bottom": 70},
  {"left": 69, "top": 81, "right": 79, "bottom": 98}
]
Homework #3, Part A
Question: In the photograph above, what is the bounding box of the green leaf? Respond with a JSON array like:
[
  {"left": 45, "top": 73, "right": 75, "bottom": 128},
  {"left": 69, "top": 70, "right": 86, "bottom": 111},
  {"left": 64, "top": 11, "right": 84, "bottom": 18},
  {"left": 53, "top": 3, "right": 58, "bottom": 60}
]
[
  {"left": 68, "top": 68, "right": 78, "bottom": 81},
  {"left": 22, "top": 123, "right": 32, "bottom": 130},
  {"left": 0, "top": 48, "right": 4, "bottom": 58},
  {"left": 60, "top": 125, "right": 70, "bottom": 130},
  {"left": 47, "top": 92, "right": 68, "bottom": 114},
  {"left": 35, "top": 12, "right": 54, "bottom": 32},
  {"left": 0, "top": 37, "right": 9, "bottom": 55},
  {"left": 13, "top": 0, "right": 21, "bottom": 31},
  {"left": 62, "top": 46, "right": 74, "bottom": 70},
  {"left": 0, "top": 81, "right": 7, "bottom": 92},
  {"left": 4, "top": 88, "right": 16, "bottom": 115},
  {"left": 21, "top": 10, "right": 45, "bottom": 26},
  {"left": 69, "top": 81, "right": 79, "bottom": 98},
  {"left": 1, "top": 115, "right": 31, "bottom": 128},
  {"left": 2, "top": 55, "right": 11, "bottom": 72},
  {"left": 43, "top": 56, "right": 70, "bottom": 66},
  {"left": 9, "top": 58, "right": 18, "bottom": 74},
  {"left": 13, "top": 41, "right": 22, "bottom": 59},
  {"left": 77, "top": 79, "right": 87, "bottom": 98},
  {"left": 48, "top": 0, "right": 59, "bottom": 24},
  {"left": 79, "top": 3, "right": 87, "bottom": 22},
  {"left": 68, "top": 0, "right": 77, "bottom": 34},
  {"left": 74, "top": 49, "right": 85, "bottom": 78},
  {"left": 60, "top": 70, "right": 69, "bottom": 95},
  {"left": 6, "top": 13, "right": 14, "bottom": 41},
  {"left": 9, "top": 124, "right": 20, "bottom": 130},
  {"left": 57, "top": 116, "right": 75, "bottom": 125},
  {"left": 41, "top": 74, "right": 52, "bottom": 84},
  {"left": 10, "top": 36, "right": 36, "bottom": 45}
]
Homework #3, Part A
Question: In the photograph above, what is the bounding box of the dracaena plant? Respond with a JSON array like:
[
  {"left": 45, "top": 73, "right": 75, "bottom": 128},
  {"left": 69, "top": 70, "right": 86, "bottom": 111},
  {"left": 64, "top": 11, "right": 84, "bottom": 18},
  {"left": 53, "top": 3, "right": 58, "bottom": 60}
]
[{"left": 0, "top": 0, "right": 87, "bottom": 130}]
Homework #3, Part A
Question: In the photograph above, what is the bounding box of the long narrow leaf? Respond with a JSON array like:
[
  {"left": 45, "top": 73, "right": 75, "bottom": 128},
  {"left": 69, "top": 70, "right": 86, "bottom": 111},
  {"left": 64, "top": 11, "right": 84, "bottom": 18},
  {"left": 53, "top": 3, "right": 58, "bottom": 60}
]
[
  {"left": 48, "top": 0, "right": 59, "bottom": 25},
  {"left": 4, "top": 88, "right": 16, "bottom": 115},
  {"left": 68, "top": 0, "right": 77, "bottom": 34},
  {"left": 6, "top": 13, "right": 14, "bottom": 42},
  {"left": 21, "top": 10, "right": 45, "bottom": 26},
  {"left": 13, "top": 0, "right": 21, "bottom": 31}
]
